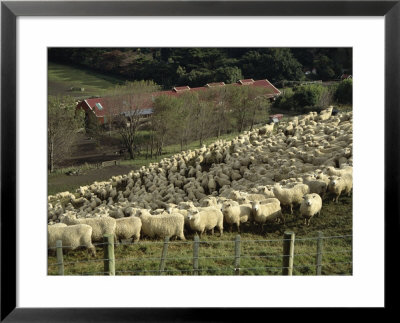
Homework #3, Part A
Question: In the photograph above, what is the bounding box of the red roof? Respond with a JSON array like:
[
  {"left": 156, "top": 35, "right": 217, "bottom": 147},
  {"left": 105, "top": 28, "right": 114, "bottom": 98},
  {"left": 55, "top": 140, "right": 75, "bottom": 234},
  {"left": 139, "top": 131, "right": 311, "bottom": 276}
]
[
  {"left": 252, "top": 79, "right": 281, "bottom": 95},
  {"left": 83, "top": 96, "right": 154, "bottom": 118},
  {"left": 84, "top": 97, "right": 109, "bottom": 117},
  {"left": 77, "top": 78, "right": 281, "bottom": 118}
]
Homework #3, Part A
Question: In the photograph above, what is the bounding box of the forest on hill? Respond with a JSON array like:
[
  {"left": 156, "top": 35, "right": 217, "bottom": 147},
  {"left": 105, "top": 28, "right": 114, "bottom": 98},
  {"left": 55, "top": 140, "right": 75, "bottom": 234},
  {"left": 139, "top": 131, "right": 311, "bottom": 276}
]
[{"left": 48, "top": 48, "right": 352, "bottom": 89}]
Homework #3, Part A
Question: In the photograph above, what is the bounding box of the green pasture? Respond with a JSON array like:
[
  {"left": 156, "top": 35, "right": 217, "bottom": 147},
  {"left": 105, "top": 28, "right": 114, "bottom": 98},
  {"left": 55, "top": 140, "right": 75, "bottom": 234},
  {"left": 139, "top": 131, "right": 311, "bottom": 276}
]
[
  {"left": 48, "top": 195, "right": 352, "bottom": 276},
  {"left": 48, "top": 62, "right": 125, "bottom": 98}
]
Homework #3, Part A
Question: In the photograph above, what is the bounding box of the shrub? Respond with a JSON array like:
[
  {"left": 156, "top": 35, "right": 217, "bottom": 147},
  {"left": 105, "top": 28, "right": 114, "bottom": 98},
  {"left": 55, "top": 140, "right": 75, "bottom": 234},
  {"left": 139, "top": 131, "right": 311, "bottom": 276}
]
[
  {"left": 292, "top": 84, "right": 325, "bottom": 110},
  {"left": 334, "top": 79, "right": 352, "bottom": 104},
  {"left": 274, "top": 84, "right": 334, "bottom": 113},
  {"left": 273, "top": 88, "right": 294, "bottom": 111}
]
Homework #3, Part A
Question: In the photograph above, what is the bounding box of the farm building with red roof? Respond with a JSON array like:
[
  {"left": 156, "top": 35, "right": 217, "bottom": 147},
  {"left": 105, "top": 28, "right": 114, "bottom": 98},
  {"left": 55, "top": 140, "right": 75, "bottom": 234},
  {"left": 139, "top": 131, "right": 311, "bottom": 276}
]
[{"left": 76, "top": 78, "right": 281, "bottom": 125}]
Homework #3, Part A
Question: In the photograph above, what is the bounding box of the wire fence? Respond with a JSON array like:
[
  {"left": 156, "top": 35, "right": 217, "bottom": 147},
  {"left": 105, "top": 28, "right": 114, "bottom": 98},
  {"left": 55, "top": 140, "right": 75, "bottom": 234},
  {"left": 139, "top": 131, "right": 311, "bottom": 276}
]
[{"left": 48, "top": 231, "right": 352, "bottom": 276}]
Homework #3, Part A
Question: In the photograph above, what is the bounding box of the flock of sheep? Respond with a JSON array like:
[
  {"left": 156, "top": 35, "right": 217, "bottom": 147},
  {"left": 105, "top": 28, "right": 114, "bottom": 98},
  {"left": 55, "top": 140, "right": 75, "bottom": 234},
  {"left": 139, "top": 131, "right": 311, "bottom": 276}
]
[{"left": 48, "top": 106, "right": 353, "bottom": 256}]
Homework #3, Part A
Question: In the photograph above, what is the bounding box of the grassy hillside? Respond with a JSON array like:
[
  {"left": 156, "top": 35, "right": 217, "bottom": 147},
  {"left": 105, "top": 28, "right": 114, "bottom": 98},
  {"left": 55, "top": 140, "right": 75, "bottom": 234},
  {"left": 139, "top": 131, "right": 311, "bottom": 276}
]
[{"left": 48, "top": 62, "right": 125, "bottom": 98}]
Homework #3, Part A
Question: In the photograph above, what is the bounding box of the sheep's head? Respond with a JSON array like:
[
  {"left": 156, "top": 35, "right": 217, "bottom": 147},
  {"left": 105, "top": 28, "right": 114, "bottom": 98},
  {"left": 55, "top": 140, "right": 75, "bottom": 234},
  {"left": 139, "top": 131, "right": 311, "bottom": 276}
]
[
  {"left": 237, "top": 197, "right": 247, "bottom": 203},
  {"left": 250, "top": 201, "right": 260, "bottom": 210},
  {"left": 264, "top": 187, "right": 273, "bottom": 193},
  {"left": 329, "top": 176, "right": 340, "bottom": 186},
  {"left": 302, "top": 194, "right": 316, "bottom": 207},
  {"left": 224, "top": 202, "right": 232, "bottom": 210},
  {"left": 187, "top": 211, "right": 199, "bottom": 221}
]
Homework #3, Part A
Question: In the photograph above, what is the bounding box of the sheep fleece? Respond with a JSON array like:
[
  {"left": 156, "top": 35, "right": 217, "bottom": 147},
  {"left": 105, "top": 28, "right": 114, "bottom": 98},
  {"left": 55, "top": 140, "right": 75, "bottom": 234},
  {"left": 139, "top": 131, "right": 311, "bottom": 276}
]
[
  {"left": 140, "top": 213, "right": 185, "bottom": 240},
  {"left": 48, "top": 224, "right": 95, "bottom": 255},
  {"left": 115, "top": 217, "right": 142, "bottom": 242},
  {"left": 300, "top": 193, "right": 322, "bottom": 222},
  {"left": 62, "top": 216, "right": 116, "bottom": 242},
  {"left": 189, "top": 209, "right": 223, "bottom": 235}
]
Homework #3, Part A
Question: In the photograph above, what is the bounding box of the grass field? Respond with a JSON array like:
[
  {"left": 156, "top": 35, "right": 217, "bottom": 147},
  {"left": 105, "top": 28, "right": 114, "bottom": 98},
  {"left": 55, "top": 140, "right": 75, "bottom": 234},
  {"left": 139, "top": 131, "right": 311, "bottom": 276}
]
[
  {"left": 48, "top": 62, "right": 125, "bottom": 98},
  {"left": 48, "top": 130, "right": 243, "bottom": 196},
  {"left": 48, "top": 195, "right": 352, "bottom": 276}
]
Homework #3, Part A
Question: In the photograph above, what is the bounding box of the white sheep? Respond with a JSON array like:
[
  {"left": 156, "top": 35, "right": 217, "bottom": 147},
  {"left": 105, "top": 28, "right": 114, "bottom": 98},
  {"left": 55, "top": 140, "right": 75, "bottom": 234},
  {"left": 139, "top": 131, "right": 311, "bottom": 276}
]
[
  {"left": 250, "top": 200, "right": 284, "bottom": 231},
  {"left": 49, "top": 109, "right": 353, "bottom": 243},
  {"left": 187, "top": 208, "right": 223, "bottom": 237},
  {"left": 222, "top": 202, "right": 253, "bottom": 233},
  {"left": 328, "top": 174, "right": 353, "bottom": 203},
  {"left": 319, "top": 106, "right": 333, "bottom": 121},
  {"left": 115, "top": 216, "right": 142, "bottom": 243},
  {"left": 166, "top": 205, "right": 195, "bottom": 231},
  {"left": 60, "top": 213, "right": 117, "bottom": 243},
  {"left": 48, "top": 224, "right": 96, "bottom": 256},
  {"left": 325, "top": 166, "right": 353, "bottom": 177},
  {"left": 299, "top": 193, "right": 322, "bottom": 226},
  {"left": 48, "top": 223, "right": 67, "bottom": 227},
  {"left": 273, "top": 183, "right": 309, "bottom": 214},
  {"left": 136, "top": 210, "right": 186, "bottom": 240},
  {"left": 199, "top": 196, "right": 219, "bottom": 208},
  {"left": 302, "top": 175, "right": 327, "bottom": 197}
]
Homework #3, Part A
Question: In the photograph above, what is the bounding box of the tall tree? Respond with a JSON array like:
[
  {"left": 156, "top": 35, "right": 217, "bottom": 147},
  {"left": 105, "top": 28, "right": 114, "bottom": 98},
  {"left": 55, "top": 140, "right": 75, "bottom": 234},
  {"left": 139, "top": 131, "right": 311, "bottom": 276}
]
[
  {"left": 200, "top": 86, "right": 232, "bottom": 138},
  {"left": 151, "top": 94, "right": 184, "bottom": 156},
  {"left": 48, "top": 95, "right": 84, "bottom": 172},
  {"left": 228, "top": 86, "right": 251, "bottom": 133},
  {"left": 103, "top": 81, "right": 160, "bottom": 159},
  {"left": 177, "top": 92, "right": 198, "bottom": 149},
  {"left": 247, "top": 88, "right": 271, "bottom": 130}
]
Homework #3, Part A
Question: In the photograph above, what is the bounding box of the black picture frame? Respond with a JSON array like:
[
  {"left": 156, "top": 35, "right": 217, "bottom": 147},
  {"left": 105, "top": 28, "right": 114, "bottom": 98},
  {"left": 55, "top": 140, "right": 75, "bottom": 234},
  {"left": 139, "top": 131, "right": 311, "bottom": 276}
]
[{"left": 1, "top": 0, "right": 398, "bottom": 321}]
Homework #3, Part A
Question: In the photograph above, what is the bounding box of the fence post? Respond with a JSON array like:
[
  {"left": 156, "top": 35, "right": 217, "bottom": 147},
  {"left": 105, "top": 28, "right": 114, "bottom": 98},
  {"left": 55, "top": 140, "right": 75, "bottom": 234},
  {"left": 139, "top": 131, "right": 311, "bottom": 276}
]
[
  {"left": 103, "top": 234, "right": 115, "bottom": 276},
  {"left": 316, "top": 231, "right": 324, "bottom": 275},
  {"left": 282, "top": 231, "right": 295, "bottom": 275},
  {"left": 56, "top": 240, "right": 64, "bottom": 275},
  {"left": 234, "top": 235, "right": 241, "bottom": 276},
  {"left": 159, "top": 237, "right": 169, "bottom": 275},
  {"left": 193, "top": 235, "right": 200, "bottom": 275}
]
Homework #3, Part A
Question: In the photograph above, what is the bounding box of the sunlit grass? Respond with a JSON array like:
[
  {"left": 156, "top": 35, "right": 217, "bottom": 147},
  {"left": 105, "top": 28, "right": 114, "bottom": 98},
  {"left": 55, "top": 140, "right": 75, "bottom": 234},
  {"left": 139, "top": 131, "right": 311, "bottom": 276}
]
[
  {"left": 48, "top": 195, "right": 352, "bottom": 276},
  {"left": 48, "top": 62, "right": 125, "bottom": 98}
]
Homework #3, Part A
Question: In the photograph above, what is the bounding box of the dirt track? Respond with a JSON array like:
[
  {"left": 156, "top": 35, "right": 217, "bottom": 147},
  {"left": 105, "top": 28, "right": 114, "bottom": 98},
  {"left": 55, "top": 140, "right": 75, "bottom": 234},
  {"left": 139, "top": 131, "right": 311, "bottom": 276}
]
[
  {"left": 59, "top": 132, "right": 125, "bottom": 167},
  {"left": 49, "top": 132, "right": 139, "bottom": 194},
  {"left": 48, "top": 164, "right": 139, "bottom": 195}
]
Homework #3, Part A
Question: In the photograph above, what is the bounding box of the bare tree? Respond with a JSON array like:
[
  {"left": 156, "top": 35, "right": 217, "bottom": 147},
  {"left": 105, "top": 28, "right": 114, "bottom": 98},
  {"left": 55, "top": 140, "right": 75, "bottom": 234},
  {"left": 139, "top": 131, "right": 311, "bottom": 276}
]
[
  {"left": 202, "top": 87, "right": 232, "bottom": 138},
  {"left": 151, "top": 94, "right": 186, "bottom": 156},
  {"left": 103, "top": 81, "right": 159, "bottom": 159},
  {"left": 48, "top": 95, "right": 84, "bottom": 172},
  {"left": 178, "top": 92, "right": 198, "bottom": 149},
  {"left": 247, "top": 87, "right": 271, "bottom": 131},
  {"left": 193, "top": 99, "right": 213, "bottom": 147},
  {"left": 228, "top": 86, "right": 250, "bottom": 133}
]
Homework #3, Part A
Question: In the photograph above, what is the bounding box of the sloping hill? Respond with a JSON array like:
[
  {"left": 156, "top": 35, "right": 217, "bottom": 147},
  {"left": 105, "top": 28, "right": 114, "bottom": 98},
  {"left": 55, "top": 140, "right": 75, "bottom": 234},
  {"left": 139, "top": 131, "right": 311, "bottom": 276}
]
[{"left": 48, "top": 62, "right": 125, "bottom": 98}]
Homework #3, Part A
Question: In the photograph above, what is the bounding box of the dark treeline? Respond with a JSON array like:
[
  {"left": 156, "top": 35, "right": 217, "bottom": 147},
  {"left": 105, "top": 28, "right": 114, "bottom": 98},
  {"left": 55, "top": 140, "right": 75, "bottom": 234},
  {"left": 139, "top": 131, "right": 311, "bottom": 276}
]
[{"left": 48, "top": 48, "right": 352, "bottom": 89}]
